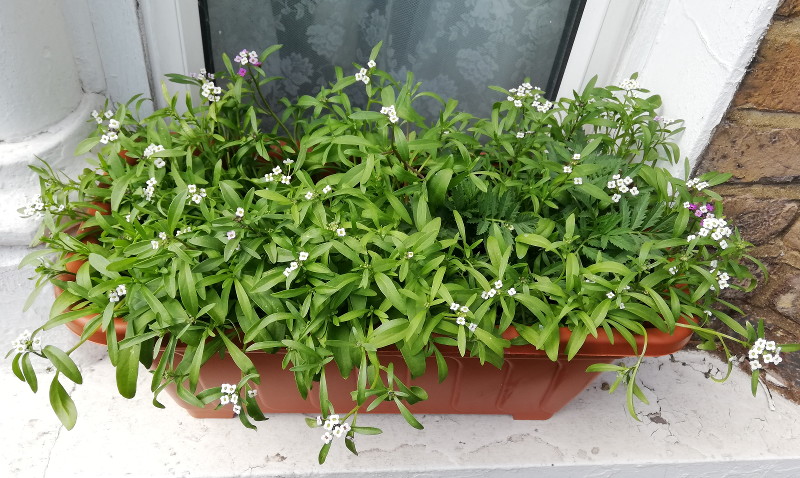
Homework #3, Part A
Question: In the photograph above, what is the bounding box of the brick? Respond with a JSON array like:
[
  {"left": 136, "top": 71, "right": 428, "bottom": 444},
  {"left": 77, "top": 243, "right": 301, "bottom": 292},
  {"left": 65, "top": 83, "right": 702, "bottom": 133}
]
[
  {"left": 721, "top": 196, "right": 799, "bottom": 245},
  {"left": 733, "top": 24, "right": 800, "bottom": 112},
  {"left": 784, "top": 218, "right": 800, "bottom": 250},
  {"left": 696, "top": 122, "right": 800, "bottom": 182},
  {"left": 777, "top": 0, "right": 800, "bottom": 17},
  {"left": 746, "top": 263, "right": 800, "bottom": 323}
]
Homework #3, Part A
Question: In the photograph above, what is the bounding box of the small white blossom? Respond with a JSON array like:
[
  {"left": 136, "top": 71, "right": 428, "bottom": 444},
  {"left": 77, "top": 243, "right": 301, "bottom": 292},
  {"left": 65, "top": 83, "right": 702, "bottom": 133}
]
[
  {"left": 322, "top": 185, "right": 332, "bottom": 194},
  {"left": 468, "top": 323, "right": 478, "bottom": 332},
  {"left": 272, "top": 166, "right": 282, "bottom": 175},
  {"left": 304, "top": 191, "right": 315, "bottom": 200},
  {"left": 572, "top": 154, "right": 581, "bottom": 161},
  {"left": 612, "top": 194, "right": 622, "bottom": 203},
  {"left": 336, "top": 228, "right": 346, "bottom": 237},
  {"left": 507, "top": 288, "right": 517, "bottom": 296},
  {"left": 159, "top": 232, "right": 167, "bottom": 240},
  {"left": 108, "top": 291, "right": 120, "bottom": 302},
  {"left": 235, "top": 207, "right": 245, "bottom": 218},
  {"left": 450, "top": 303, "right": 460, "bottom": 311},
  {"left": 322, "top": 432, "right": 333, "bottom": 444},
  {"left": 281, "top": 175, "right": 291, "bottom": 185},
  {"left": 573, "top": 178, "right": 583, "bottom": 185},
  {"left": 606, "top": 291, "right": 615, "bottom": 299},
  {"left": 513, "top": 99, "right": 522, "bottom": 107},
  {"left": 151, "top": 240, "right": 160, "bottom": 250},
  {"left": 405, "top": 251, "right": 414, "bottom": 259},
  {"left": 104, "top": 110, "right": 114, "bottom": 119},
  {"left": 220, "top": 395, "right": 230, "bottom": 405},
  {"left": 227, "top": 230, "right": 236, "bottom": 240},
  {"left": 192, "top": 194, "right": 202, "bottom": 204},
  {"left": 456, "top": 316, "right": 466, "bottom": 326},
  {"left": 298, "top": 251, "right": 309, "bottom": 261},
  {"left": 187, "top": 184, "right": 197, "bottom": 193},
  {"left": 367, "top": 60, "right": 376, "bottom": 68},
  {"left": 459, "top": 305, "right": 470, "bottom": 314},
  {"left": 563, "top": 166, "right": 572, "bottom": 174},
  {"left": 750, "top": 360, "right": 762, "bottom": 370},
  {"left": 516, "top": 131, "right": 525, "bottom": 139},
  {"left": 232, "top": 404, "right": 241, "bottom": 414},
  {"left": 154, "top": 158, "right": 166, "bottom": 168},
  {"left": 669, "top": 266, "right": 678, "bottom": 275}
]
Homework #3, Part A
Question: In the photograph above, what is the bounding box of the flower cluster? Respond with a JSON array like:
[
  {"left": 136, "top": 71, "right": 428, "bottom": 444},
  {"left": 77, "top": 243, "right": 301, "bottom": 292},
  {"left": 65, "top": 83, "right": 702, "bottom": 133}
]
[
  {"left": 684, "top": 202, "right": 715, "bottom": 218},
  {"left": 108, "top": 284, "right": 127, "bottom": 303},
  {"left": 175, "top": 226, "right": 192, "bottom": 236},
  {"left": 619, "top": 78, "right": 640, "bottom": 91},
  {"left": 480, "top": 280, "right": 516, "bottom": 299},
  {"left": 218, "top": 383, "right": 252, "bottom": 415},
  {"left": 449, "top": 303, "right": 477, "bottom": 330},
  {"left": 234, "top": 49, "right": 261, "bottom": 67},
  {"left": 143, "top": 177, "right": 157, "bottom": 201},
  {"left": 94, "top": 110, "right": 120, "bottom": 144},
  {"left": 201, "top": 79, "right": 222, "bottom": 103},
  {"left": 318, "top": 414, "right": 351, "bottom": 444},
  {"left": 685, "top": 213, "right": 732, "bottom": 249},
  {"left": 686, "top": 177, "right": 710, "bottom": 190},
  {"left": 22, "top": 195, "right": 46, "bottom": 217},
  {"left": 283, "top": 252, "right": 309, "bottom": 277},
  {"left": 380, "top": 104, "right": 398, "bottom": 124},
  {"left": 143, "top": 143, "right": 166, "bottom": 168},
  {"left": 749, "top": 338, "right": 783, "bottom": 370},
  {"left": 189, "top": 68, "right": 214, "bottom": 81},
  {"left": 354, "top": 60, "right": 375, "bottom": 84},
  {"left": 507, "top": 82, "right": 537, "bottom": 107},
  {"left": 606, "top": 174, "right": 639, "bottom": 203},
  {"left": 91, "top": 109, "right": 113, "bottom": 125},
  {"left": 10, "top": 330, "right": 41, "bottom": 354},
  {"left": 187, "top": 184, "right": 207, "bottom": 204}
]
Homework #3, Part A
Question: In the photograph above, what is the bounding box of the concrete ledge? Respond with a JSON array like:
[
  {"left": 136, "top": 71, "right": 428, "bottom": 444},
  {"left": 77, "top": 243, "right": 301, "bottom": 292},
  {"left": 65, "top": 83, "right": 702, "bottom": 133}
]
[{"left": 2, "top": 249, "right": 799, "bottom": 477}]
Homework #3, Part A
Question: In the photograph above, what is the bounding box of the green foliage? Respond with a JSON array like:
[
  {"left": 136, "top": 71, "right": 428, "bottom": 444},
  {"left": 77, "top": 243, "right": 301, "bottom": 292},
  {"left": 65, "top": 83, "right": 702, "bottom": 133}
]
[{"left": 9, "top": 44, "right": 788, "bottom": 461}]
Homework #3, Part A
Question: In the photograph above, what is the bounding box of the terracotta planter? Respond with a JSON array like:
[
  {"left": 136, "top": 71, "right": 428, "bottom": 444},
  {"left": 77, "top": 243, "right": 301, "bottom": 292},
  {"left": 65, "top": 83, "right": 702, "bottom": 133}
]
[
  {"left": 164, "top": 324, "right": 693, "bottom": 420},
  {"left": 53, "top": 277, "right": 126, "bottom": 345}
]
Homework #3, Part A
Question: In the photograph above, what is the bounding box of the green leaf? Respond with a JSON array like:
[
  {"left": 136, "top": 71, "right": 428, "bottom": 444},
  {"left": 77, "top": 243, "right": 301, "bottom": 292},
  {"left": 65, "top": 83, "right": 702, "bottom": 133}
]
[
  {"left": 374, "top": 272, "right": 407, "bottom": 314},
  {"left": 394, "top": 397, "right": 424, "bottom": 429},
  {"left": 49, "top": 377, "right": 78, "bottom": 430},
  {"left": 21, "top": 353, "right": 38, "bottom": 392},
  {"left": 42, "top": 346, "right": 82, "bottom": 384},
  {"left": 219, "top": 331, "right": 258, "bottom": 378},
  {"left": 116, "top": 343, "right": 140, "bottom": 399}
]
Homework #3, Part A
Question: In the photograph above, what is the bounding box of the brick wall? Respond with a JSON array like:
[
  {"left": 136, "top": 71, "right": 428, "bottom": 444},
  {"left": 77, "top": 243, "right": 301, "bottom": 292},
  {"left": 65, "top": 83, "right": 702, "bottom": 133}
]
[{"left": 696, "top": 0, "right": 800, "bottom": 347}]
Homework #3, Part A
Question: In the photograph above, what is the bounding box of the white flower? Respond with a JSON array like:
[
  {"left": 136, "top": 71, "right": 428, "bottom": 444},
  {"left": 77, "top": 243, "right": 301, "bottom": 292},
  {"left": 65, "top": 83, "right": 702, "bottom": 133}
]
[
  {"left": 108, "top": 119, "right": 120, "bottom": 129},
  {"left": 719, "top": 240, "right": 728, "bottom": 249},
  {"left": 230, "top": 394, "right": 239, "bottom": 404},
  {"left": 459, "top": 305, "right": 469, "bottom": 314},
  {"left": 272, "top": 166, "right": 282, "bottom": 175},
  {"left": 468, "top": 323, "right": 478, "bottom": 332},
  {"left": 108, "top": 291, "right": 120, "bottom": 302},
  {"left": 333, "top": 426, "right": 345, "bottom": 438},
  {"left": 354, "top": 72, "right": 364, "bottom": 81},
  {"left": 456, "top": 317, "right": 466, "bottom": 326},
  {"left": 367, "top": 60, "right": 376, "bottom": 68},
  {"left": 750, "top": 360, "right": 762, "bottom": 370},
  {"left": 748, "top": 349, "right": 760, "bottom": 360},
  {"left": 341, "top": 422, "right": 351, "bottom": 433},
  {"left": 698, "top": 228, "right": 709, "bottom": 237},
  {"left": 612, "top": 174, "right": 621, "bottom": 180},
  {"left": 323, "top": 420, "right": 334, "bottom": 431},
  {"left": 200, "top": 188, "right": 207, "bottom": 198},
  {"left": 629, "top": 187, "right": 639, "bottom": 196},
  {"left": 100, "top": 135, "right": 109, "bottom": 144},
  {"left": 487, "top": 289, "right": 497, "bottom": 298},
  {"left": 623, "top": 176, "right": 633, "bottom": 185},
  {"left": 154, "top": 158, "right": 166, "bottom": 168},
  {"left": 151, "top": 240, "right": 159, "bottom": 250},
  {"left": 683, "top": 202, "right": 692, "bottom": 209},
  {"left": 481, "top": 291, "right": 489, "bottom": 300},
  {"left": 450, "top": 303, "right": 460, "bottom": 311},
  {"left": 516, "top": 132, "right": 525, "bottom": 139},
  {"left": 607, "top": 181, "right": 616, "bottom": 189},
  {"left": 104, "top": 110, "right": 114, "bottom": 119},
  {"left": 187, "top": 184, "right": 197, "bottom": 193},
  {"left": 289, "top": 261, "right": 299, "bottom": 271},
  {"left": 232, "top": 404, "right": 241, "bottom": 414},
  {"left": 322, "top": 185, "right": 332, "bottom": 194},
  {"left": 235, "top": 207, "right": 245, "bottom": 218},
  {"left": 405, "top": 251, "right": 414, "bottom": 259},
  {"left": 686, "top": 234, "right": 697, "bottom": 241},
  {"left": 298, "top": 251, "right": 309, "bottom": 261},
  {"left": 507, "top": 96, "right": 514, "bottom": 101},
  {"left": 765, "top": 341, "right": 777, "bottom": 351},
  {"left": 192, "top": 194, "right": 202, "bottom": 204},
  {"left": 304, "top": 191, "right": 315, "bottom": 200},
  {"left": 107, "top": 131, "right": 118, "bottom": 142},
  {"left": 773, "top": 355, "right": 783, "bottom": 365},
  {"left": 91, "top": 110, "right": 100, "bottom": 119},
  {"left": 669, "top": 266, "right": 678, "bottom": 275},
  {"left": 316, "top": 416, "right": 323, "bottom": 426},
  {"left": 336, "top": 228, "right": 346, "bottom": 237},
  {"left": 283, "top": 268, "right": 292, "bottom": 277},
  {"left": 618, "top": 302, "right": 625, "bottom": 309},
  {"left": 281, "top": 175, "right": 291, "bottom": 185},
  {"left": 507, "top": 288, "right": 517, "bottom": 296},
  {"left": 283, "top": 158, "right": 294, "bottom": 165},
  {"left": 606, "top": 291, "right": 615, "bottom": 299},
  {"left": 563, "top": 166, "right": 572, "bottom": 174},
  {"left": 618, "top": 185, "right": 629, "bottom": 193},
  {"left": 159, "top": 232, "right": 167, "bottom": 240},
  {"left": 513, "top": 100, "right": 522, "bottom": 107},
  {"left": 573, "top": 154, "right": 581, "bottom": 160},
  {"left": 220, "top": 395, "right": 230, "bottom": 405},
  {"left": 116, "top": 284, "right": 127, "bottom": 296},
  {"left": 573, "top": 178, "right": 583, "bottom": 185},
  {"left": 619, "top": 78, "right": 640, "bottom": 91},
  {"left": 227, "top": 230, "right": 236, "bottom": 240},
  {"left": 322, "top": 432, "right": 333, "bottom": 444},
  {"left": 612, "top": 194, "right": 622, "bottom": 203}
]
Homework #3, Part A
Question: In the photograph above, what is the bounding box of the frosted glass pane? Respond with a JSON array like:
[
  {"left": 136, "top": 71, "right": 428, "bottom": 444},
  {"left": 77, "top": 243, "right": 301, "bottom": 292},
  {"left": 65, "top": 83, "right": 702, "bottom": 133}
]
[{"left": 201, "top": 0, "right": 582, "bottom": 118}]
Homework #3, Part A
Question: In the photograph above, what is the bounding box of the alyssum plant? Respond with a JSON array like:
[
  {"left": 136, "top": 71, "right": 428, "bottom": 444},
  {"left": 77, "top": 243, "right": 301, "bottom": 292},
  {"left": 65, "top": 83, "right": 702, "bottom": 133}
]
[{"left": 10, "top": 43, "right": 796, "bottom": 462}]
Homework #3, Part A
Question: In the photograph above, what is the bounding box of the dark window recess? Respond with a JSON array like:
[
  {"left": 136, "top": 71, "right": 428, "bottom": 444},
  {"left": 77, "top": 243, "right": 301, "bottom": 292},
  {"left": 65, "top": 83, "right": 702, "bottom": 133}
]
[{"left": 199, "top": 0, "right": 585, "bottom": 119}]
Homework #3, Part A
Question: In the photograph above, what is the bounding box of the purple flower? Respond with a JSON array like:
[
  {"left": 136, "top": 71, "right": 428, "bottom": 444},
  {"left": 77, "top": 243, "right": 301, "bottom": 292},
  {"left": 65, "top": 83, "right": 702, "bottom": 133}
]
[
  {"left": 687, "top": 203, "right": 697, "bottom": 211},
  {"left": 706, "top": 204, "right": 714, "bottom": 212},
  {"left": 237, "top": 68, "right": 247, "bottom": 77},
  {"left": 694, "top": 210, "right": 704, "bottom": 217}
]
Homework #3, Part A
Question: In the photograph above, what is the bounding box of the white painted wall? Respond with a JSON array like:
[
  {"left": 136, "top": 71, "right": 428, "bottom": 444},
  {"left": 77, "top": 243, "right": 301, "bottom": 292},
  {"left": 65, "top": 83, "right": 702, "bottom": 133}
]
[
  {"left": 610, "top": 0, "right": 780, "bottom": 176},
  {"left": 0, "top": 0, "right": 83, "bottom": 141}
]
